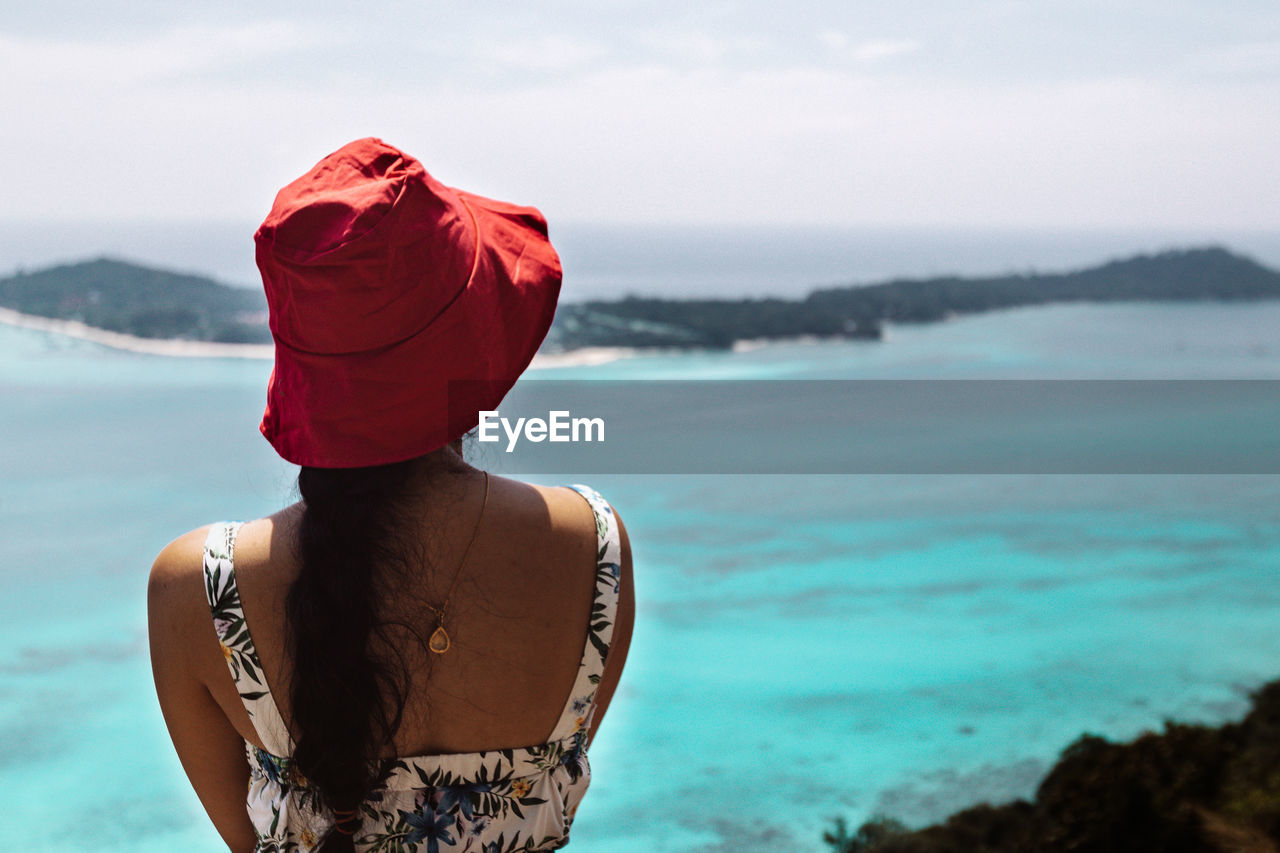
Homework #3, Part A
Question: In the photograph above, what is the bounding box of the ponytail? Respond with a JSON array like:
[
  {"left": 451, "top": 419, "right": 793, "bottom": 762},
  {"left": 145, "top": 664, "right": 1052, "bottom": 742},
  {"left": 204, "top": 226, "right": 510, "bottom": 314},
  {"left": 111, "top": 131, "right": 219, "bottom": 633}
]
[{"left": 288, "top": 461, "right": 417, "bottom": 851}]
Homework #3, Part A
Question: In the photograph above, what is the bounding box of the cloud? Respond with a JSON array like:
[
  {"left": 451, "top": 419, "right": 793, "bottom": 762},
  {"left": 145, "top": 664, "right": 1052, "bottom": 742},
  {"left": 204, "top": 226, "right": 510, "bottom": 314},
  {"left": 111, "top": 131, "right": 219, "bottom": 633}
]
[
  {"left": 818, "top": 30, "right": 849, "bottom": 51},
  {"left": 634, "top": 30, "right": 773, "bottom": 66},
  {"left": 817, "top": 32, "right": 923, "bottom": 65},
  {"left": 814, "top": 33, "right": 926, "bottom": 67},
  {"left": 0, "top": 21, "right": 321, "bottom": 88},
  {"left": 850, "top": 38, "right": 924, "bottom": 64},
  {"left": 3, "top": 58, "right": 1278, "bottom": 229},
  {"left": 464, "top": 33, "right": 613, "bottom": 73},
  {"left": 0, "top": 7, "right": 1277, "bottom": 230},
  {"left": 1196, "top": 39, "right": 1280, "bottom": 76}
]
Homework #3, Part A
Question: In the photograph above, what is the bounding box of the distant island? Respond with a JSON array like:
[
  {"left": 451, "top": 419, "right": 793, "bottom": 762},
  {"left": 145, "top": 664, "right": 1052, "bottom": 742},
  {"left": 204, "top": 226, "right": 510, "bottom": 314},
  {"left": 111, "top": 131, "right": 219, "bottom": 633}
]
[
  {"left": 2, "top": 247, "right": 1279, "bottom": 352},
  {"left": 543, "top": 246, "right": 1280, "bottom": 350},
  {"left": 0, "top": 257, "right": 272, "bottom": 344}
]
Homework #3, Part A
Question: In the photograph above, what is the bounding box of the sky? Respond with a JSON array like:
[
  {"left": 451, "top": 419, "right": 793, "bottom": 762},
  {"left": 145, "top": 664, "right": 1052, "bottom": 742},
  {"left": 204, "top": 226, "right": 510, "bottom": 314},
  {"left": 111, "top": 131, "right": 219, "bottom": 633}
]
[{"left": 2, "top": 1, "right": 1279, "bottom": 232}]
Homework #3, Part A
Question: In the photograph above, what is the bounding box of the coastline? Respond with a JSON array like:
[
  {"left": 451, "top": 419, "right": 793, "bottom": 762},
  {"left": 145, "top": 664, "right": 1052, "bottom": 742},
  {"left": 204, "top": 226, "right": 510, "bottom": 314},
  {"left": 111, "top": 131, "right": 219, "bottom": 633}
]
[
  {"left": 529, "top": 347, "right": 639, "bottom": 369},
  {"left": 0, "top": 306, "right": 638, "bottom": 368},
  {"left": 0, "top": 306, "right": 274, "bottom": 359},
  {"left": 730, "top": 331, "right": 892, "bottom": 352}
]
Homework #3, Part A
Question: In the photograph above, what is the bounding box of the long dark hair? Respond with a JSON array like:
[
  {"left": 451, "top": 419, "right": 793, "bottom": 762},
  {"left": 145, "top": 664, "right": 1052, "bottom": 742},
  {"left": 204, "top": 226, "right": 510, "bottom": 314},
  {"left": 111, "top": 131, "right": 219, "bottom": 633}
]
[{"left": 287, "top": 460, "right": 421, "bottom": 851}]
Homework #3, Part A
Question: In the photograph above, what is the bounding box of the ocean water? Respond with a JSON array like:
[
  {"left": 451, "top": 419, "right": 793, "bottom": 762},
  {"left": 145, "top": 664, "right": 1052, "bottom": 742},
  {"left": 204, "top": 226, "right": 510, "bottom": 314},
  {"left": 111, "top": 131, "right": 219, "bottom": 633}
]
[{"left": 2, "top": 300, "right": 1280, "bottom": 851}]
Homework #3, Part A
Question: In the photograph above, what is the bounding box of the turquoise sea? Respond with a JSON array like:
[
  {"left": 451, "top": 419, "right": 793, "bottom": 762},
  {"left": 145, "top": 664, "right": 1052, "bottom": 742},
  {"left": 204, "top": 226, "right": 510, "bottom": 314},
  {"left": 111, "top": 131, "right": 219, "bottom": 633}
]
[{"left": 2, "top": 299, "right": 1280, "bottom": 851}]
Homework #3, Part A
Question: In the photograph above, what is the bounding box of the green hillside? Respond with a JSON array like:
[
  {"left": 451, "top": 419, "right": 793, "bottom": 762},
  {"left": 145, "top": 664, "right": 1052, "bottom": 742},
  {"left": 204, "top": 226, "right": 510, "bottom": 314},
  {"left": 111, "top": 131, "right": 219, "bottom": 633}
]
[
  {"left": 542, "top": 247, "right": 1280, "bottom": 350},
  {"left": 0, "top": 257, "right": 270, "bottom": 343}
]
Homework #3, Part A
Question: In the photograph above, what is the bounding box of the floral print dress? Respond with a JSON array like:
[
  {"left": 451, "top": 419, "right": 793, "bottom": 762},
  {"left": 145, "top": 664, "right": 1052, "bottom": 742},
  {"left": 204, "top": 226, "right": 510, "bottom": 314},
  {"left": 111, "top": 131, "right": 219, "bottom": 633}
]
[{"left": 203, "top": 484, "right": 622, "bottom": 853}]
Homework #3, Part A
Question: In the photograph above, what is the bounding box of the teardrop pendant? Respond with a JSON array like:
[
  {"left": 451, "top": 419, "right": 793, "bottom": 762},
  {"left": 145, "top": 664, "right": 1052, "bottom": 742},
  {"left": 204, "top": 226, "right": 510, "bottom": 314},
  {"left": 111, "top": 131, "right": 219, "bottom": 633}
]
[{"left": 428, "top": 625, "right": 451, "bottom": 654}]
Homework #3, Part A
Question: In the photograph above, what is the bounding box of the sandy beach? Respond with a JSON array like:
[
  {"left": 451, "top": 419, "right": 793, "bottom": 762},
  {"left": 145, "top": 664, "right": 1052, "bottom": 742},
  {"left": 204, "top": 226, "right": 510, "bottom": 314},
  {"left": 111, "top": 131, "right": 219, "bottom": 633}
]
[
  {"left": 0, "top": 306, "right": 637, "bottom": 368},
  {"left": 0, "top": 306, "right": 274, "bottom": 359},
  {"left": 531, "top": 347, "right": 639, "bottom": 369}
]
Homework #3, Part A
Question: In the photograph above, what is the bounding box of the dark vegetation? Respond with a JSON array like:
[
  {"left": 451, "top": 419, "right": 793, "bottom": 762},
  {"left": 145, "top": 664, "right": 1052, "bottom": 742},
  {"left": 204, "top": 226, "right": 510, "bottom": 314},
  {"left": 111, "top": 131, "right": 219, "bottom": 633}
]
[
  {"left": 0, "top": 257, "right": 271, "bottom": 343},
  {"left": 542, "top": 246, "right": 1280, "bottom": 350},
  {"left": 4, "top": 247, "right": 1279, "bottom": 351},
  {"left": 824, "top": 680, "right": 1280, "bottom": 853}
]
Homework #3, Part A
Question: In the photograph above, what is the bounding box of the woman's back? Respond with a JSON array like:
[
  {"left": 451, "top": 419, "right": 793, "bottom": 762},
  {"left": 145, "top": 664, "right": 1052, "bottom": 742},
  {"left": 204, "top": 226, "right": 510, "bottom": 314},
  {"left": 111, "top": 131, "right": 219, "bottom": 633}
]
[
  {"left": 217, "top": 473, "right": 625, "bottom": 757},
  {"left": 153, "top": 473, "right": 633, "bottom": 852}
]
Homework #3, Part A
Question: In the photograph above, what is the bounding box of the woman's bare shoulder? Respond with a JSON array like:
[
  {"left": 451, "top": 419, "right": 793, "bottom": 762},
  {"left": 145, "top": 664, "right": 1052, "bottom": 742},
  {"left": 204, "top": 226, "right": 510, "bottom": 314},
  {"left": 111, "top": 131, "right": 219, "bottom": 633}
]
[
  {"left": 148, "top": 525, "right": 213, "bottom": 602},
  {"left": 560, "top": 483, "right": 629, "bottom": 553},
  {"left": 146, "top": 508, "right": 280, "bottom": 603},
  {"left": 146, "top": 525, "right": 221, "bottom": 694},
  {"left": 521, "top": 480, "right": 623, "bottom": 525},
  {"left": 150, "top": 504, "right": 303, "bottom": 590}
]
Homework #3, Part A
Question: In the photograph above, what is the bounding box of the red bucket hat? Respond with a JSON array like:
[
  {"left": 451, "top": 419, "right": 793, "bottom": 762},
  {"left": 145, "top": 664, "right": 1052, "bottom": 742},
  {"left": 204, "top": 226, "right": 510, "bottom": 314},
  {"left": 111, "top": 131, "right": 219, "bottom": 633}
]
[{"left": 255, "top": 137, "right": 562, "bottom": 468}]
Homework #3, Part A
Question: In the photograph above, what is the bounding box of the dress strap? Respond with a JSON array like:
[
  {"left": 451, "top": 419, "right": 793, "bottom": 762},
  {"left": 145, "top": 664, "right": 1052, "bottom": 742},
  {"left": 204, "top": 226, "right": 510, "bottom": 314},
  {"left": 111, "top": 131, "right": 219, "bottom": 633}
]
[
  {"left": 548, "top": 485, "right": 623, "bottom": 743},
  {"left": 203, "top": 522, "right": 293, "bottom": 756}
]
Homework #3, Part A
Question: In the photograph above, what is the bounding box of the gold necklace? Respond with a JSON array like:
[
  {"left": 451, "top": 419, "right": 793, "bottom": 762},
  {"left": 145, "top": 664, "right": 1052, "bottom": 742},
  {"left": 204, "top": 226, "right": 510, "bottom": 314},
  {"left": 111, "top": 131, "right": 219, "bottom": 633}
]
[{"left": 425, "top": 470, "right": 489, "bottom": 654}]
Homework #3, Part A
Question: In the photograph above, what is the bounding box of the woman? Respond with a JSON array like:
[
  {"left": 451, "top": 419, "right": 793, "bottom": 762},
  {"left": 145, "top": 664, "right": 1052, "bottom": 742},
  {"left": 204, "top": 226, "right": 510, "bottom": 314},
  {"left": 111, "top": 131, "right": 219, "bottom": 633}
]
[{"left": 148, "top": 138, "right": 634, "bottom": 853}]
